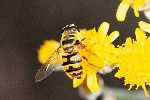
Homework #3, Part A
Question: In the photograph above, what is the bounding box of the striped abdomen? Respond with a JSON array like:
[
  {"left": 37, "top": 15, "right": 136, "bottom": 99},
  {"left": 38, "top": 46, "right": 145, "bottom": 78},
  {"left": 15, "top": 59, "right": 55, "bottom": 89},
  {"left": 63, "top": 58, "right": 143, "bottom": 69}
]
[{"left": 62, "top": 52, "right": 83, "bottom": 79}]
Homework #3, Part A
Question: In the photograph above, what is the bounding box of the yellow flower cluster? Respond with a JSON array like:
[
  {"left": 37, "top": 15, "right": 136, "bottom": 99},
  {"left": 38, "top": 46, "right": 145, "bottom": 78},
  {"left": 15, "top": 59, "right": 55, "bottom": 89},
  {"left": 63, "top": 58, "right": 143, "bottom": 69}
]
[
  {"left": 114, "top": 28, "right": 150, "bottom": 97},
  {"left": 36, "top": 0, "right": 150, "bottom": 97},
  {"left": 116, "top": 0, "right": 148, "bottom": 21},
  {"left": 37, "top": 23, "right": 150, "bottom": 97}
]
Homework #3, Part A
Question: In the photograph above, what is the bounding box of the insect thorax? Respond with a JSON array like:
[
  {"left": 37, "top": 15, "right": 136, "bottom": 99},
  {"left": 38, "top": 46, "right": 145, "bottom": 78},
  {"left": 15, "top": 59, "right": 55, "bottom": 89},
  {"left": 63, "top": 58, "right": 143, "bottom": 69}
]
[
  {"left": 62, "top": 52, "right": 83, "bottom": 79},
  {"left": 61, "top": 30, "right": 81, "bottom": 53}
]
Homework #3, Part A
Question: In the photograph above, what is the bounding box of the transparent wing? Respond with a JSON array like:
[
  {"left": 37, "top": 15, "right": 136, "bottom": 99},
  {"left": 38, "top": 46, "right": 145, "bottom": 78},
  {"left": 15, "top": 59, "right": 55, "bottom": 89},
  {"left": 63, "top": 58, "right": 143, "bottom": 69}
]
[
  {"left": 80, "top": 43, "right": 115, "bottom": 73},
  {"left": 35, "top": 46, "right": 62, "bottom": 82},
  {"left": 80, "top": 43, "right": 102, "bottom": 70}
]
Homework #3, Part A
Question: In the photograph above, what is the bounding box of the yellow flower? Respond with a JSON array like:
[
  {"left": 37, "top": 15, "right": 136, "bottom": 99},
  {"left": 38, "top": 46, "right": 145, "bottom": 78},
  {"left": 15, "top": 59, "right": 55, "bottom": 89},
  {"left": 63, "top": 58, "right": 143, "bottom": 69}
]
[
  {"left": 116, "top": 0, "right": 148, "bottom": 21},
  {"left": 139, "top": 21, "right": 150, "bottom": 33},
  {"left": 73, "top": 22, "right": 119, "bottom": 92},
  {"left": 37, "top": 40, "right": 60, "bottom": 63},
  {"left": 114, "top": 28, "right": 150, "bottom": 97}
]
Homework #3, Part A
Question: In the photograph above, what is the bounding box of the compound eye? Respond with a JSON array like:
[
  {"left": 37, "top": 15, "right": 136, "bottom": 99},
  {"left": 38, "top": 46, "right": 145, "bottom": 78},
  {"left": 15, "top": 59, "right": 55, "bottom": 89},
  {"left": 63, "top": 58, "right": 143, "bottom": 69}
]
[{"left": 62, "top": 24, "right": 79, "bottom": 33}]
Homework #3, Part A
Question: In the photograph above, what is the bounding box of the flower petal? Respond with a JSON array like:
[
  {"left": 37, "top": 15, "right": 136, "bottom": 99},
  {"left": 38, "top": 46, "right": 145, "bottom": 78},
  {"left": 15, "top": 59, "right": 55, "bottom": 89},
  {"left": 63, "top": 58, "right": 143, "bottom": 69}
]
[
  {"left": 135, "top": 28, "right": 147, "bottom": 41},
  {"left": 116, "top": 1, "right": 130, "bottom": 21},
  {"left": 98, "top": 22, "right": 109, "bottom": 39},
  {"left": 125, "top": 37, "right": 132, "bottom": 47},
  {"left": 139, "top": 21, "right": 150, "bottom": 33},
  {"left": 108, "top": 31, "right": 120, "bottom": 44},
  {"left": 142, "top": 84, "right": 150, "bottom": 97},
  {"left": 87, "top": 73, "right": 100, "bottom": 92},
  {"left": 133, "top": 6, "right": 139, "bottom": 17}
]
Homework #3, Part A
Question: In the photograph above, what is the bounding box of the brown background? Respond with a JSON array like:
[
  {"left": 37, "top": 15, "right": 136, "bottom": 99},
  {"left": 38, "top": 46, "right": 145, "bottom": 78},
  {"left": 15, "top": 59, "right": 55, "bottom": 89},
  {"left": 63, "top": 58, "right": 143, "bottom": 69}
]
[{"left": 0, "top": 0, "right": 149, "bottom": 100}]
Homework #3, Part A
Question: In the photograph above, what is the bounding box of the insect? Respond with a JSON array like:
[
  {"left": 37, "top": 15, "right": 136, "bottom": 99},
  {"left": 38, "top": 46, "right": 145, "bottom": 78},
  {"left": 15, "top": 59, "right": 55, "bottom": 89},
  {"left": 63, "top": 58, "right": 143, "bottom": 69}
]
[{"left": 35, "top": 24, "right": 99, "bottom": 82}]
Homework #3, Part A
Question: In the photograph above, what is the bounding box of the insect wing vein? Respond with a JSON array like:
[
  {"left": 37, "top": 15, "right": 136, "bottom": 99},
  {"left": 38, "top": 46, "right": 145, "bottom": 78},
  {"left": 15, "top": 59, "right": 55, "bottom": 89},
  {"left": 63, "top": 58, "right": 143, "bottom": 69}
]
[
  {"left": 35, "top": 46, "right": 62, "bottom": 82},
  {"left": 80, "top": 43, "right": 101, "bottom": 69}
]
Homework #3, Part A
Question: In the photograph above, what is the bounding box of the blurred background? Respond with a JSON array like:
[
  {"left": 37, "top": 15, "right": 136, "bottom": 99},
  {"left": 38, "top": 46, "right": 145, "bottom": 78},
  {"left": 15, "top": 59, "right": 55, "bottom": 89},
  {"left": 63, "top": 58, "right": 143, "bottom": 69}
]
[{"left": 0, "top": 0, "right": 150, "bottom": 100}]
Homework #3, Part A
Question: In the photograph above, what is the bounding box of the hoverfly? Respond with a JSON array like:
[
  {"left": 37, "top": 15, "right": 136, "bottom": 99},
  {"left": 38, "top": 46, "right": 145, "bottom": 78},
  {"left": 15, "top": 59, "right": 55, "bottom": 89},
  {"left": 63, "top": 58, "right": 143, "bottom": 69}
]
[{"left": 35, "top": 24, "right": 99, "bottom": 82}]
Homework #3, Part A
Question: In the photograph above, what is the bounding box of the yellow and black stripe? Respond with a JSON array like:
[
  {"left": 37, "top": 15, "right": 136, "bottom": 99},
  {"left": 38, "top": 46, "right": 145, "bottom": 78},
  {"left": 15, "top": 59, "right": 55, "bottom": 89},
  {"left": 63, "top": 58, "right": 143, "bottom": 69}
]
[{"left": 61, "top": 24, "right": 83, "bottom": 79}]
